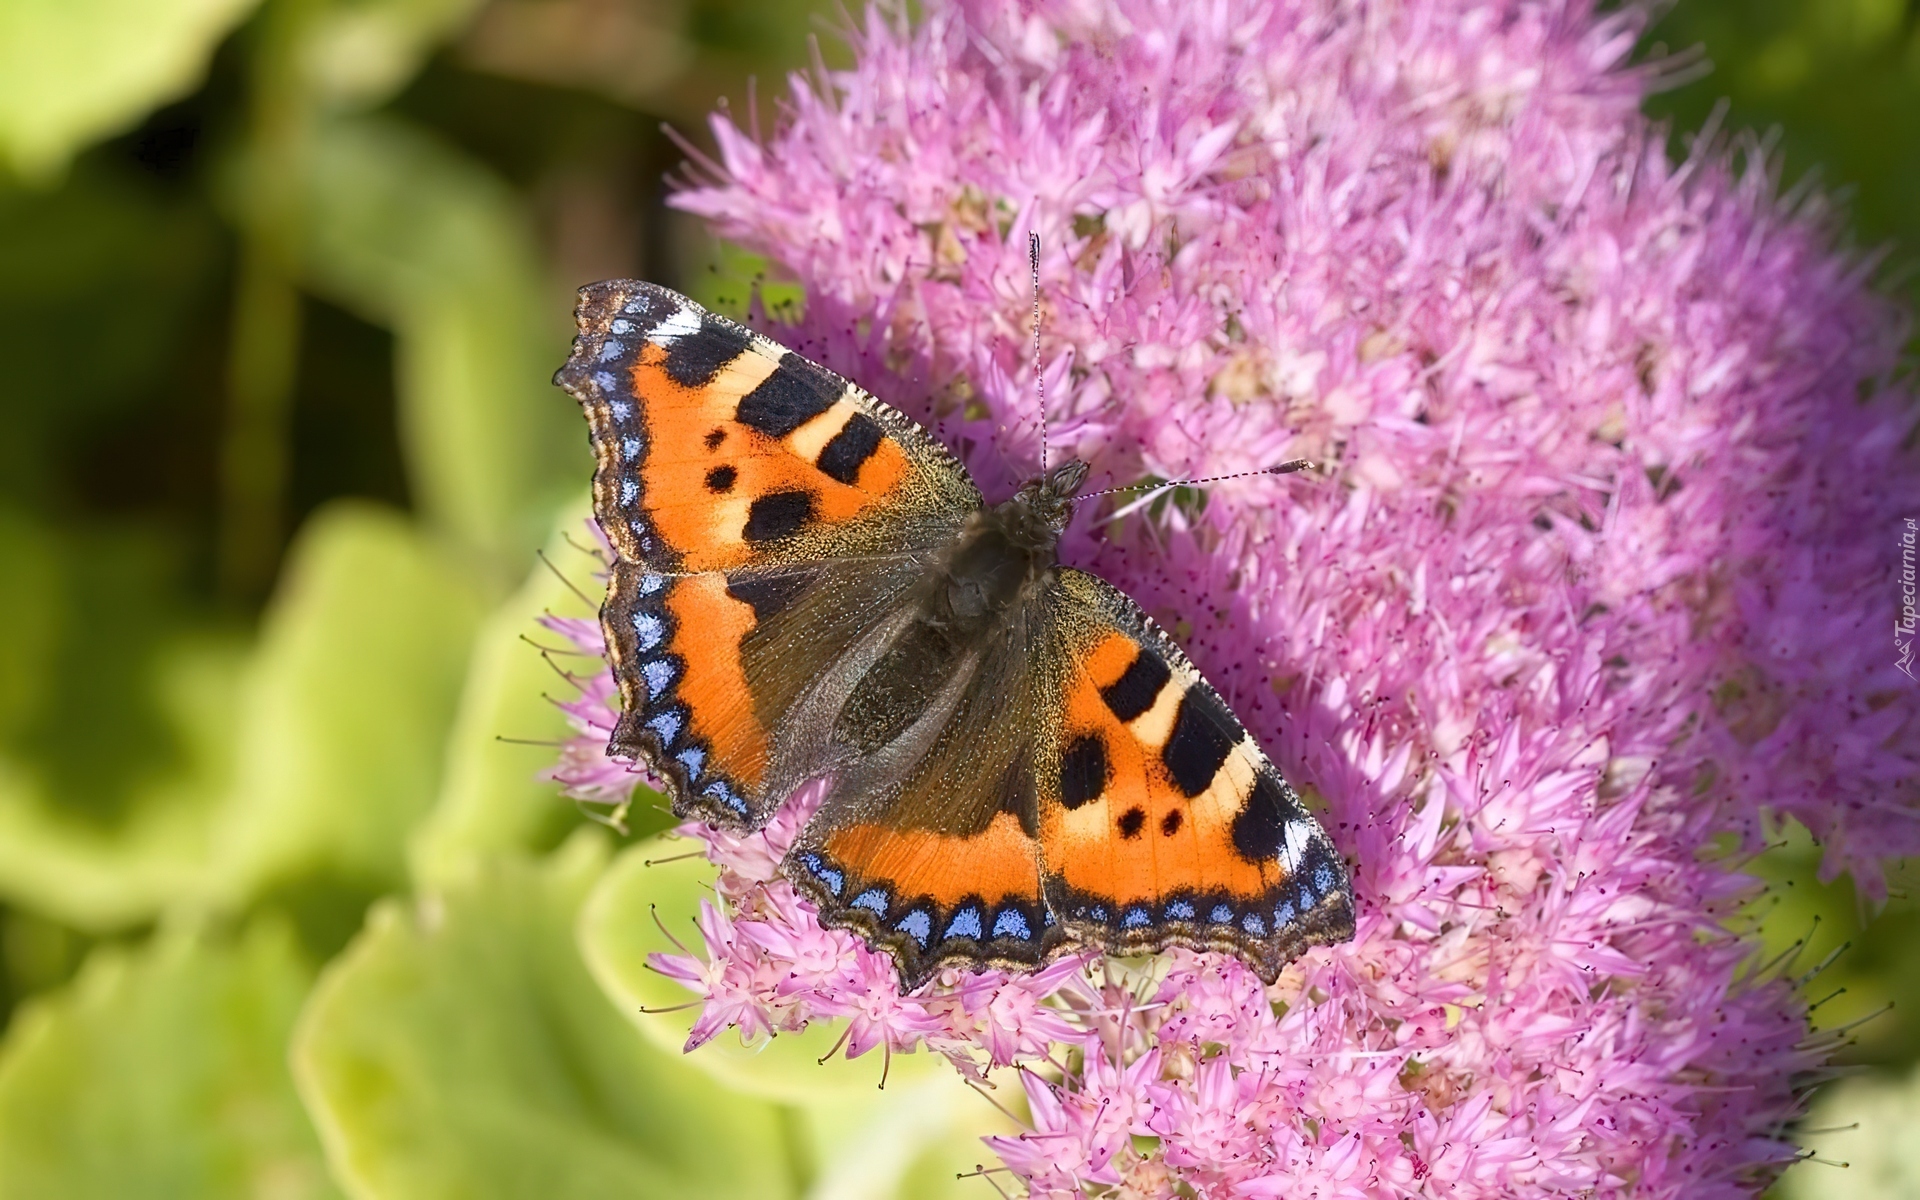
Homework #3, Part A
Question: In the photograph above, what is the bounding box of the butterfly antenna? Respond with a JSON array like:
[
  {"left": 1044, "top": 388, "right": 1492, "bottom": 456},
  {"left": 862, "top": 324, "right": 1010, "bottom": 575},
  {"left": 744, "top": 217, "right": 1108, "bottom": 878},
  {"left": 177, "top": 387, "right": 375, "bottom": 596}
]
[
  {"left": 1082, "top": 458, "right": 1313, "bottom": 499},
  {"left": 1029, "top": 230, "right": 1047, "bottom": 473}
]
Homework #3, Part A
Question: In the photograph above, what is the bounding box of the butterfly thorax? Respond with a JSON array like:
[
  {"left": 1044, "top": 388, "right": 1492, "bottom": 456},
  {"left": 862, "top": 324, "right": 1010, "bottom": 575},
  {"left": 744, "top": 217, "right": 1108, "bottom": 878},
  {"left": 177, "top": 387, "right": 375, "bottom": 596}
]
[
  {"left": 932, "top": 459, "right": 1090, "bottom": 628},
  {"left": 831, "top": 460, "right": 1089, "bottom": 754}
]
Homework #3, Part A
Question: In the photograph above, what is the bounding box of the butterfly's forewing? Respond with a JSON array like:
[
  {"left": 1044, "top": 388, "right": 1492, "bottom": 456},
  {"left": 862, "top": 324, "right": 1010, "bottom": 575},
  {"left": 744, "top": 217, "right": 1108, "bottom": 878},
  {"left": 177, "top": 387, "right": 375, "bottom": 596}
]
[
  {"left": 556, "top": 282, "right": 979, "bottom": 829},
  {"left": 1035, "top": 569, "right": 1355, "bottom": 981}
]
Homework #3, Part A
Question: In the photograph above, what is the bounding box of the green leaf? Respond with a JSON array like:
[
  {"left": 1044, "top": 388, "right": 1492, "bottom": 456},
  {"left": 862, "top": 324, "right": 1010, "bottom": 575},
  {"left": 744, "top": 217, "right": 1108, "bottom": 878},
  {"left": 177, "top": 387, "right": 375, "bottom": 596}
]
[
  {"left": 799, "top": 1079, "right": 1012, "bottom": 1200},
  {"left": 409, "top": 494, "right": 633, "bottom": 887},
  {"left": 1780, "top": 1061, "right": 1920, "bottom": 1199},
  {"left": 580, "top": 838, "right": 1015, "bottom": 1197},
  {"left": 293, "top": 833, "right": 799, "bottom": 1199},
  {"left": 0, "top": 508, "right": 61, "bottom": 743},
  {"left": 205, "top": 501, "right": 485, "bottom": 907},
  {"left": 0, "top": 632, "right": 243, "bottom": 931},
  {"left": 0, "top": 0, "right": 261, "bottom": 182},
  {"left": 0, "top": 918, "right": 338, "bottom": 1199},
  {"left": 1643, "top": 1, "right": 1920, "bottom": 318},
  {"left": 0, "top": 503, "right": 477, "bottom": 928},
  {"left": 307, "top": 0, "right": 490, "bottom": 110},
  {"left": 1744, "top": 821, "right": 1920, "bottom": 1067},
  {"left": 296, "top": 117, "right": 586, "bottom": 573},
  {"left": 578, "top": 836, "right": 947, "bottom": 1102},
  {"left": 682, "top": 241, "right": 806, "bottom": 323}
]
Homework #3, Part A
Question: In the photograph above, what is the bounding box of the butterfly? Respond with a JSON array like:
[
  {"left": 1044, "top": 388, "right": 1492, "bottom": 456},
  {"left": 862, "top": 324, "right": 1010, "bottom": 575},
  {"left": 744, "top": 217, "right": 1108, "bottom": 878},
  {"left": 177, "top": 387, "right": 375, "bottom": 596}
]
[{"left": 554, "top": 280, "right": 1355, "bottom": 988}]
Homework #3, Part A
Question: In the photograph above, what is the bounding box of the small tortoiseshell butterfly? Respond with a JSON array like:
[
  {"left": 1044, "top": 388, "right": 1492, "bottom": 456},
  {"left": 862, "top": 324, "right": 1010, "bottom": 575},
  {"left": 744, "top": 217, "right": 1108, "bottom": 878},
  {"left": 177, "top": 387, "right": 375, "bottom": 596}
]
[{"left": 554, "top": 279, "right": 1354, "bottom": 987}]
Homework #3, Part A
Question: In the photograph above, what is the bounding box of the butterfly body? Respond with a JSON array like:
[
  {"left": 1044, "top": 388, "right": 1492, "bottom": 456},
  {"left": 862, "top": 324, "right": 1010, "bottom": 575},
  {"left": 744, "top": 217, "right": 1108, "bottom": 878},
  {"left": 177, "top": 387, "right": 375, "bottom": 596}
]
[{"left": 557, "top": 280, "right": 1354, "bottom": 988}]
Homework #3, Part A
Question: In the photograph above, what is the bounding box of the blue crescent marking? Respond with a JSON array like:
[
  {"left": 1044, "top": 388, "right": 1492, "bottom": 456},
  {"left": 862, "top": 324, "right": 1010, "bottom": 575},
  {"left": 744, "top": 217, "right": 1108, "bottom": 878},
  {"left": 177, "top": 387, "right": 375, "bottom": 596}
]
[
  {"left": 1241, "top": 913, "right": 1268, "bottom": 936},
  {"left": 944, "top": 907, "right": 983, "bottom": 941},
  {"left": 598, "top": 339, "right": 624, "bottom": 362},
  {"left": 610, "top": 318, "right": 634, "bottom": 334},
  {"left": 1165, "top": 899, "right": 1196, "bottom": 921},
  {"left": 702, "top": 780, "right": 747, "bottom": 814},
  {"left": 675, "top": 747, "right": 705, "bottom": 778},
  {"left": 852, "top": 888, "right": 889, "bottom": 914},
  {"left": 1274, "top": 900, "right": 1296, "bottom": 926},
  {"left": 640, "top": 659, "right": 674, "bottom": 698},
  {"left": 802, "top": 857, "right": 845, "bottom": 896},
  {"left": 896, "top": 910, "right": 932, "bottom": 946},
  {"left": 1120, "top": 907, "right": 1152, "bottom": 930},
  {"left": 1315, "top": 863, "right": 1337, "bottom": 895},
  {"left": 638, "top": 573, "right": 665, "bottom": 595},
  {"left": 632, "top": 612, "right": 663, "bottom": 651},
  {"left": 1211, "top": 904, "right": 1235, "bottom": 924},
  {"left": 991, "top": 909, "right": 1031, "bottom": 941},
  {"left": 646, "top": 709, "right": 681, "bottom": 745}
]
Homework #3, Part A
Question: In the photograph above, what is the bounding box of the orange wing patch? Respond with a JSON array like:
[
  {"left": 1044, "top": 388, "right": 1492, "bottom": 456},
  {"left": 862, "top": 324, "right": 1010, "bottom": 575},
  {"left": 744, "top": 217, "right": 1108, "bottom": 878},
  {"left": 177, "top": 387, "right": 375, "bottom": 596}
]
[
  {"left": 824, "top": 812, "right": 1041, "bottom": 908},
  {"left": 663, "top": 574, "right": 768, "bottom": 789},
  {"left": 1042, "top": 633, "right": 1275, "bottom": 906},
  {"left": 630, "top": 342, "right": 911, "bottom": 571},
  {"left": 594, "top": 563, "right": 791, "bottom": 829}
]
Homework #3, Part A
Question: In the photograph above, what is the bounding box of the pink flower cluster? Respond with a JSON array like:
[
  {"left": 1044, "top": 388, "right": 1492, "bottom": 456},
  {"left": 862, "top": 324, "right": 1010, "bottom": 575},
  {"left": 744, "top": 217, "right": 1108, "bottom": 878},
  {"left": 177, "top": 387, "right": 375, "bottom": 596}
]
[
  {"left": 551, "top": 0, "right": 1920, "bottom": 1194},
  {"left": 654, "top": 787, "right": 1091, "bottom": 1065}
]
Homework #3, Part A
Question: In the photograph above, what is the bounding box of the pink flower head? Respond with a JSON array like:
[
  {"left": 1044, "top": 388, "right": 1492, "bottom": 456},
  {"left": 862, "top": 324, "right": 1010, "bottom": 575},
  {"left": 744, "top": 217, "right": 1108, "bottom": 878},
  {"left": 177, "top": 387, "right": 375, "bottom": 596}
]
[
  {"left": 550, "top": 0, "right": 1920, "bottom": 1194},
  {"left": 952, "top": 958, "right": 1090, "bottom": 1067},
  {"left": 835, "top": 945, "right": 951, "bottom": 1059},
  {"left": 648, "top": 896, "right": 776, "bottom": 1050},
  {"left": 985, "top": 1068, "right": 1130, "bottom": 1195}
]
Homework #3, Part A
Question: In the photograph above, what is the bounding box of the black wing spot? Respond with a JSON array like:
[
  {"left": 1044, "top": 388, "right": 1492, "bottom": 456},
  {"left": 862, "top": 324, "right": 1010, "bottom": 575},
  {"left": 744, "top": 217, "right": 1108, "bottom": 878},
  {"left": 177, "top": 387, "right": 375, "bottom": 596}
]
[
  {"left": 994, "top": 753, "right": 1040, "bottom": 839},
  {"left": 1117, "top": 807, "right": 1147, "bottom": 838},
  {"left": 1161, "top": 809, "right": 1184, "bottom": 837},
  {"left": 704, "top": 428, "right": 727, "bottom": 450},
  {"left": 1230, "top": 771, "right": 1298, "bottom": 863},
  {"left": 662, "top": 320, "right": 753, "bottom": 387},
  {"left": 1058, "top": 734, "right": 1108, "bottom": 810},
  {"left": 817, "top": 412, "right": 885, "bottom": 484},
  {"left": 1101, "top": 650, "right": 1170, "bottom": 722},
  {"left": 705, "top": 465, "right": 737, "bottom": 493},
  {"left": 736, "top": 354, "right": 843, "bottom": 437},
  {"left": 1163, "top": 688, "right": 1238, "bottom": 797},
  {"left": 725, "top": 570, "right": 814, "bottom": 622},
  {"left": 744, "top": 491, "right": 816, "bottom": 542}
]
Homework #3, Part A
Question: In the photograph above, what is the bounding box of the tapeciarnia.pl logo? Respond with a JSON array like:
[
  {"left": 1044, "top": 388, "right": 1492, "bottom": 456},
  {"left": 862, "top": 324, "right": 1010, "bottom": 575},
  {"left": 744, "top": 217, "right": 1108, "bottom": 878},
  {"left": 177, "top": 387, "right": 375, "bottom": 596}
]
[{"left": 1899, "top": 517, "right": 1917, "bottom": 680}]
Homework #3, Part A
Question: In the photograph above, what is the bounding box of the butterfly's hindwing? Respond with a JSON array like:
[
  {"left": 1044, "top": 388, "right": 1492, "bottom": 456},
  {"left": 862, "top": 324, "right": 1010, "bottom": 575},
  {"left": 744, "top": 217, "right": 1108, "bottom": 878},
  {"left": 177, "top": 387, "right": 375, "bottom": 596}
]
[
  {"left": 786, "top": 612, "right": 1062, "bottom": 986},
  {"left": 1036, "top": 569, "right": 1355, "bottom": 981}
]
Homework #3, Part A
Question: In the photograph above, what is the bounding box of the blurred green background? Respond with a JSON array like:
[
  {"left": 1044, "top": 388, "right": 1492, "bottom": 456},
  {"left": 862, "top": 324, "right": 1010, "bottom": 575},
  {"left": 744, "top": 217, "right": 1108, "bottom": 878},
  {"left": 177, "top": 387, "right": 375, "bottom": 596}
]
[{"left": 0, "top": 0, "right": 1912, "bottom": 1196}]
